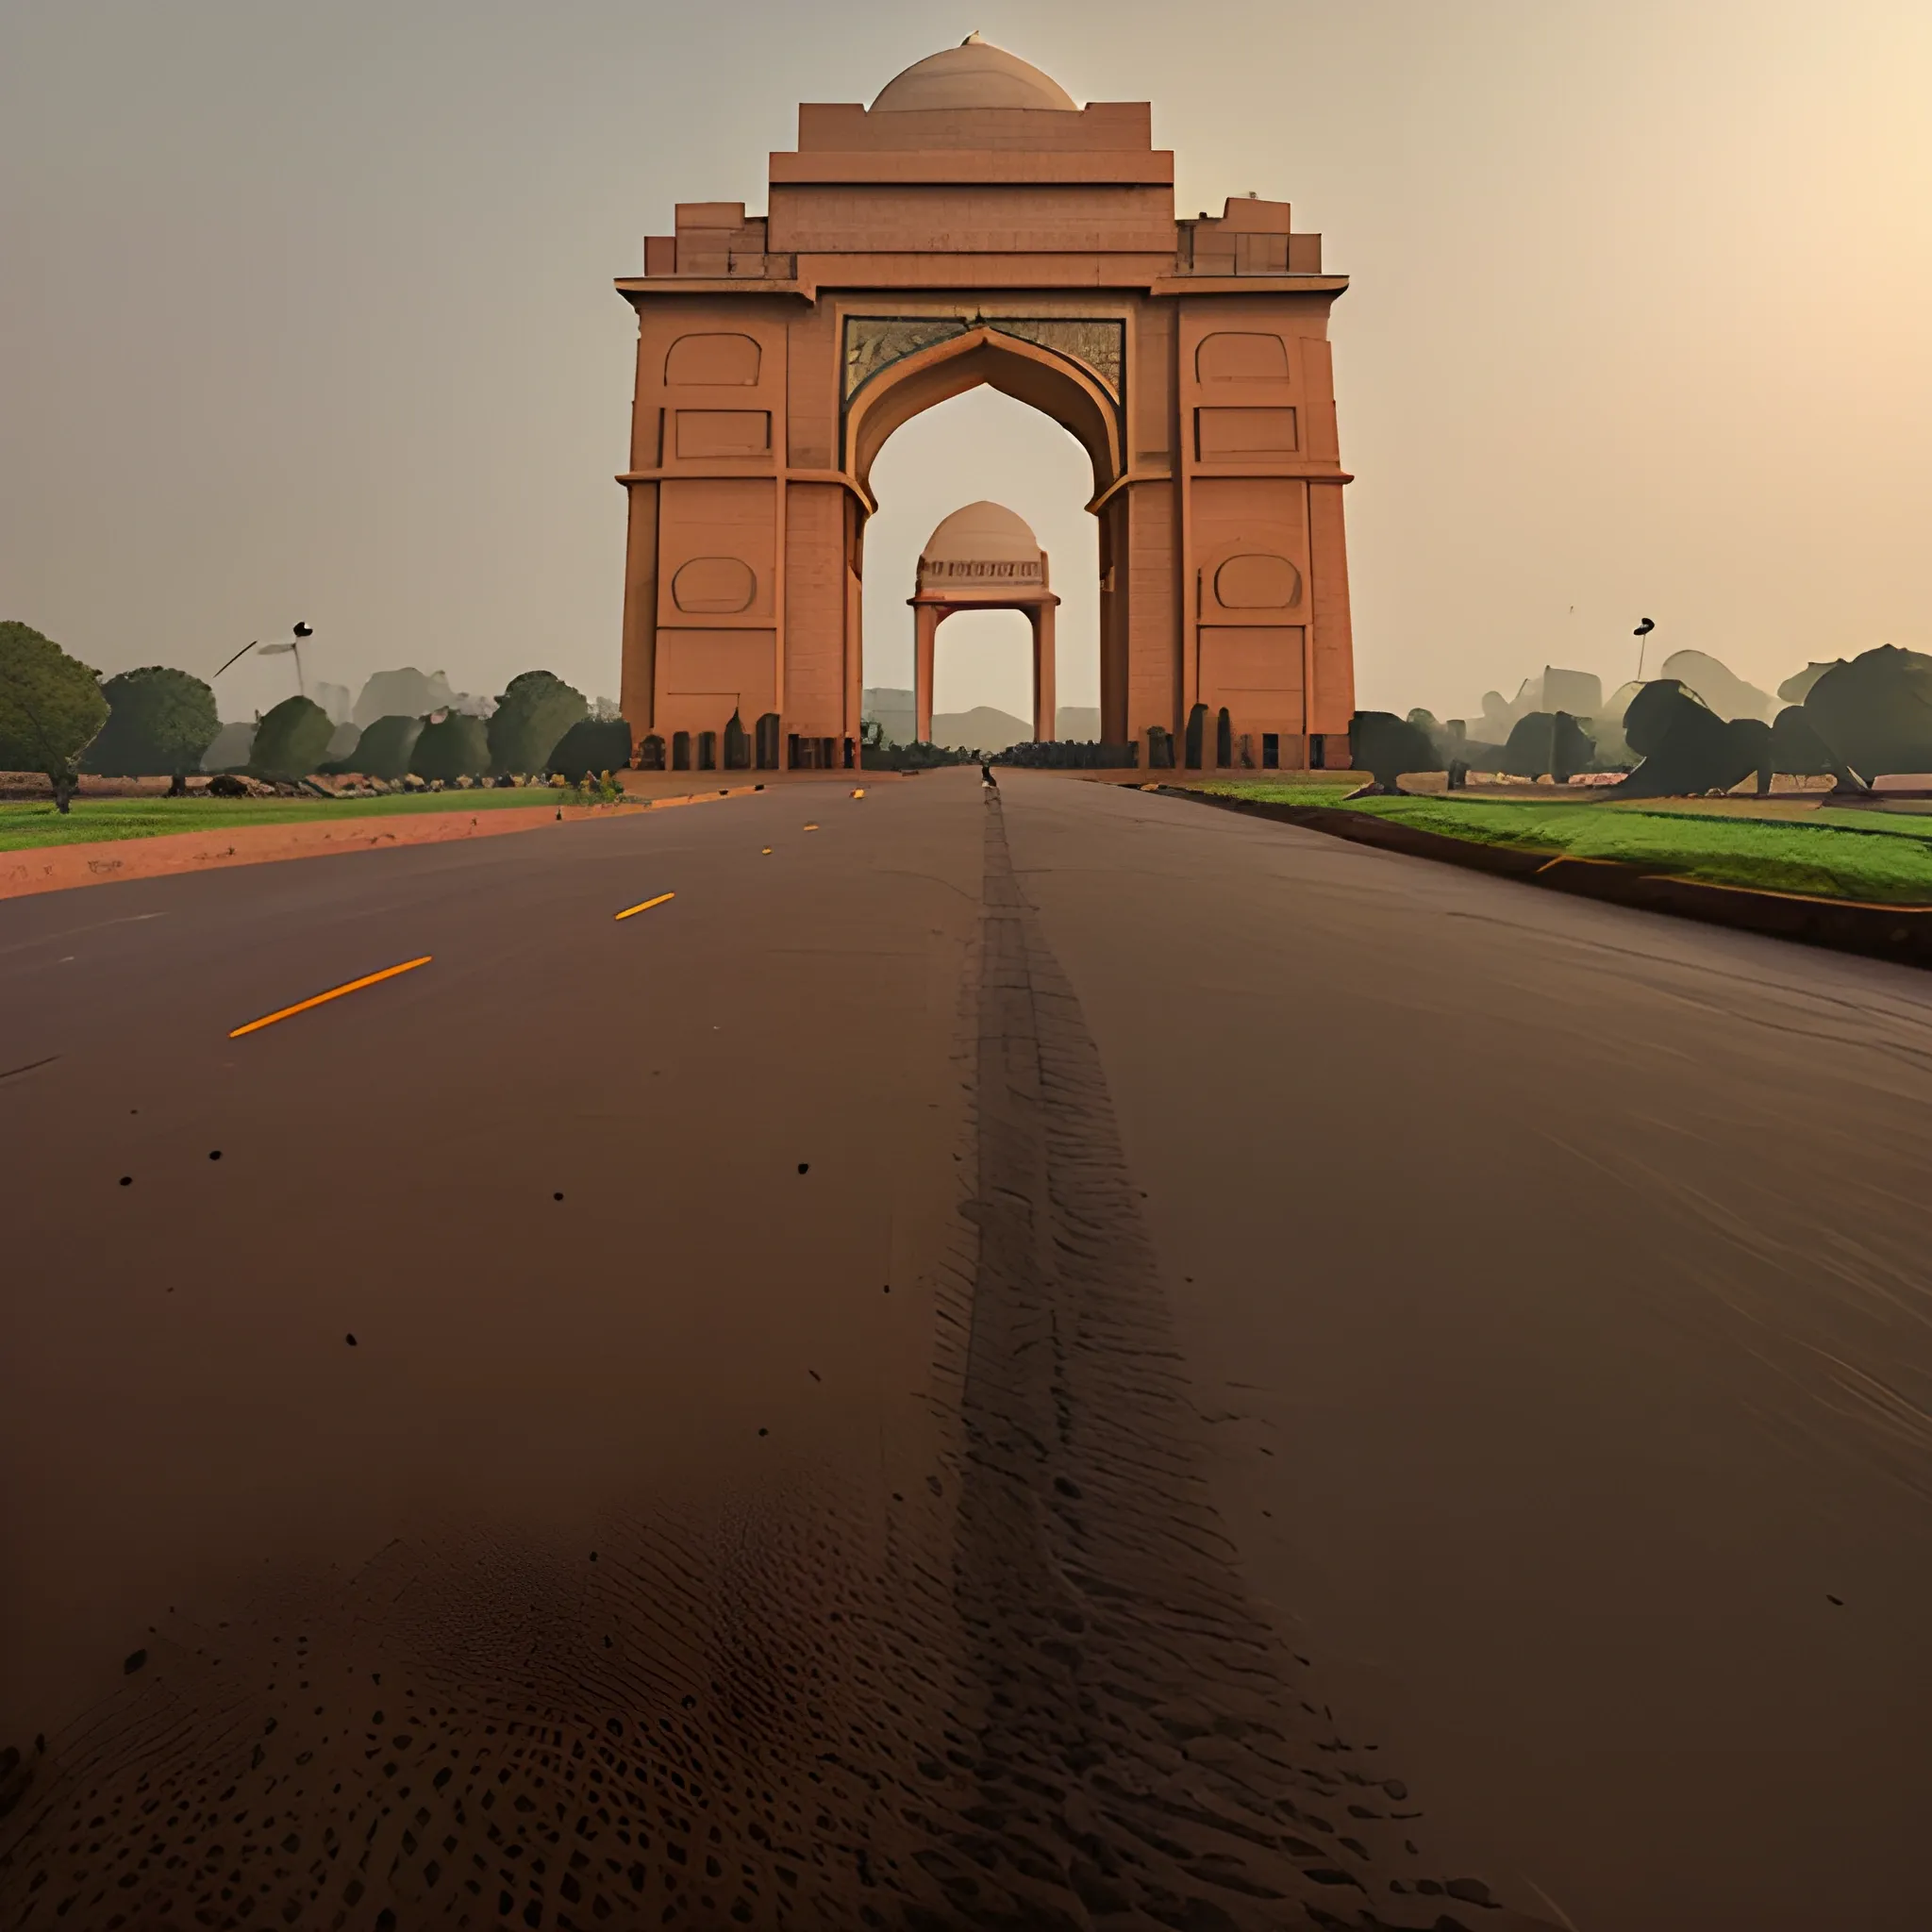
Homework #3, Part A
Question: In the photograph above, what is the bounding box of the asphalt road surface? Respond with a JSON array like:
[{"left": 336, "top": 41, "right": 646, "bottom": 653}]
[{"left": 2, "top": 771, "right": 1928, "bottom": 1932}]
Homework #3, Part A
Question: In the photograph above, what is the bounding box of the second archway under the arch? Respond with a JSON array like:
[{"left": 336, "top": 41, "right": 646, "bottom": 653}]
[{"left": 909, "top": 501, "right": 1058, "bottom": 744}]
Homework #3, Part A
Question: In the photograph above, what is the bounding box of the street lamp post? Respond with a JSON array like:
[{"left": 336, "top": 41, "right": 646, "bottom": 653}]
[
  {"left": 1633, "top": 617, "right": 1655, "bottom": 681},
  {"left": 213, "top": 623, "right": 314, "bottom": 696}
]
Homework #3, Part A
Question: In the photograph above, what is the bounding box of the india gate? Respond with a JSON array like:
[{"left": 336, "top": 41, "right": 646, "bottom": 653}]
[{"left": 615, "top": 34, "right": 1356, "bottom": 772}]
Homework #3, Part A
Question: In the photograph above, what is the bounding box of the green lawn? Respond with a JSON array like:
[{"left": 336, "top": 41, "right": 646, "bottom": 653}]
[
  {"left": 1186, "top": 781, "right": 1932, "bottom": 905},
  {"left": 0, "top": 788, "right": 608, "bottom": 852}
]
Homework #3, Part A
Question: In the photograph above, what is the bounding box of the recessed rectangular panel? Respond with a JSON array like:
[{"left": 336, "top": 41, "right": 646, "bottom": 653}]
[
  {"left": 1195, "top": 331, "right": 1290, "bottom": 383},
  {"left": 666, "top": 334, "right": 762, "bottom": 386},
  {"left": 1199, "top": 626, "right": 1306, "bottom": 735},
  {"left": 655, "top": 629, "right": 777, "bottom": 734},
  {"left": 1195, "top": 407, "right": 1298, "bottom": 460},
  {"left": 675, "top": 410, "right": 772, "bottom": 458}
]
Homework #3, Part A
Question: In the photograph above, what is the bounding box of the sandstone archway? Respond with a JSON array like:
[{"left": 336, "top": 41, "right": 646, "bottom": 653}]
[
  {"left": 846, "top": 328, "right": 1123, "bottom": 504},
  {"left": 908, "top": 501, "right": 1059, "bottom": 746},
  {"left": 614, "top": 36, "right": 1356, "bottom": 773}
]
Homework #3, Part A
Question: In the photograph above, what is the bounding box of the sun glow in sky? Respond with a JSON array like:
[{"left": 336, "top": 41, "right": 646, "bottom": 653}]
[{"left": 4, "top": 1, "right": 1929, "bottom": 726}]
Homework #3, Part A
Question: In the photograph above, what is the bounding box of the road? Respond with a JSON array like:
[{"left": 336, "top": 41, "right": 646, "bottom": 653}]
[{"left": 1, "top": 770, "right": 1928, "bottom": 1931}]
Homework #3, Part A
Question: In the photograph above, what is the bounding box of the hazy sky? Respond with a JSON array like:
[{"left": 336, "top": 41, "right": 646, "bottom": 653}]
[{"left": 5, "top": 1, "right": 1929, "bottom": 726}]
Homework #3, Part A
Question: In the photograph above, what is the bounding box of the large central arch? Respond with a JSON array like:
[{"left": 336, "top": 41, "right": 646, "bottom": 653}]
[
  {"left": 845, "top": 327, "right": 1124, "bottom": 503},
  {"left": 614, "top": 37, "right": 1356, "bottom": 772}
]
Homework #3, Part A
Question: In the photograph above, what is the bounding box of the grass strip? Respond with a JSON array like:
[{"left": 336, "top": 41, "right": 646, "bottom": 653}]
[
  {"left": 1186, "top": 782, "right": 1932, "bottom": 905},
  {"left": 0, "top": 789, "right": 615, "bottom": 853}
]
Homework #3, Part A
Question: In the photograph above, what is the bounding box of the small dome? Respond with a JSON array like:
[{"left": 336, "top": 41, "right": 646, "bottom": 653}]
[
  {"left": 872, "top": 34, "right": 1076, "bottom": 113},
  {"left": 921, "top": 501, "right": 1041, "bottom": 565}
]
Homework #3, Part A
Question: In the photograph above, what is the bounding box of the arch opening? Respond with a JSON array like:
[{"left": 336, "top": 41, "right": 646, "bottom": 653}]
[
  {"left": 846, "top": 327, "right": 1124, "bottom": 505},
  {"left": 860, "top": 388, "right": 1098, "bottom": 750}
]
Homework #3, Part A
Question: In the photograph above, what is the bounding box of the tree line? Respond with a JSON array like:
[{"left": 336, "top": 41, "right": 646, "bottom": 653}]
[
  {"left": 1350, "top": 644, "right": 1932, "bottom": 797},
  {"left": 0, "top": 622, "right": 629, "bottom": 811}
]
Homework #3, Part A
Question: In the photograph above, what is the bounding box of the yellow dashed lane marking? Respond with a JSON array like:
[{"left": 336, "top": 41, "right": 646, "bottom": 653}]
[
  {"left": 614, "top": 891, "right": 676, "bottom": 922},
  {"left": 229, "top": 957, "right": 433, "bottom": 1038}
]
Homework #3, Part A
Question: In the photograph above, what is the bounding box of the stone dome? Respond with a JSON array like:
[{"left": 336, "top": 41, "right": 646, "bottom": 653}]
[
  {"left": 872, "top": 34, "right": 1077, "bottom": 113},
  {"left": 922, "top": 501, "right": 1041, "bottom": 564},
  {"left": 918, "top": 502, "right": 1047, "bottom": 591}
]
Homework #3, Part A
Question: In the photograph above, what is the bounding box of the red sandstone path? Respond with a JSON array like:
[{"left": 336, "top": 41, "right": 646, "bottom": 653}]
[{"left": 1, "top": 770, "right": 1928, "bottom": 1931}]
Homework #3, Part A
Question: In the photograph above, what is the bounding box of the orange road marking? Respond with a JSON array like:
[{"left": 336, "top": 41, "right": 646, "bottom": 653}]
[
  {"left": 229, "top": 956, "right": 432, "bottom": 1038},
  {"left": 614, "top": 891, "right": 675, "bottom": 921}
]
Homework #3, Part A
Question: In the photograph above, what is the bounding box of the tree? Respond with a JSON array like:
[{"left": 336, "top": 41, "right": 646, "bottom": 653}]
[
  {"left": 352, "top": 667, "right": 457, "bottom": 728},
  {"left": 250, "top": 695, "right": 333, "bottom": 778},
  {"left": 1657, "top": 650, "right": 1775, "bottom": 722},
  {"left": 354, "top": 715, "right": 424, "bottom": 780},
  {"left": 1347, "top": 710, "right": 1437, "bottom": 795},
  {"left": 1771, "top": 704, "right": 1862, "bottom": 791},
  {"left": 1729, "top": 716, "right": 1775, "bottom": 795},
  {"left": 1777, "top": 661, "right": 1844, "bottom": 707},
  {"left": 1406, "top": 708, "right": 1451, "bottom": 765},
  {"left": 1800, "top": 645, "right": 1932, "bottom": 785},
  {"left": 86, "top": 665, "right": 220, "bottom": 791},
  {"left": 1606, "top": 679, "right": 1764, "bottom": 798},
  {"left": 1498, "top": 710, "right": 1595, "bottom": 782},
  {"left": 201, "top": 720, "right": 257, "bottom": 771},
  {"left": 410, "top": 712, "right": 491, "bottom": 781},
  {"left": 1541, "top": 667, "right": 1603, "bottom": 718},
  {"left": 0, "top": 621, "right": 109, "bottom": 812},
  {"left": 488, "top": 671, "right": 587, "bottom": 775}
]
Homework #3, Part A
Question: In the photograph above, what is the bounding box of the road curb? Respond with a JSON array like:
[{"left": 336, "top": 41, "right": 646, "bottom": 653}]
[
  {"left": 1151, "top": 786, "right": 1932, "bottom": 972},
  {"left": 0, "top": 785, "right": 764, "bottom": 903}
]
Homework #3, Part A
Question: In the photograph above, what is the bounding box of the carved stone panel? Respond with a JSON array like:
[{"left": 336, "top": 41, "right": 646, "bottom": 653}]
[
  {"left": 843, "top": 319, "right": 967, "bottom": 396},
  {"left": 842, "top": 316, "right": 1124, "bottom": 402},
  {"left": 983, "top": 319, "right": 1124, "bottom": 398}
]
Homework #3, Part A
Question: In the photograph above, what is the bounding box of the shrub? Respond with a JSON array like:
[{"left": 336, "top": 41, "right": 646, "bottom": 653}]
[
  {"left": 994, "top": 741, "right": 1140, "bottom": 769},
  {"left": 1498, "top": 710, "right": 1595, "bottom": 782},
  {"left": 547, "top": 716, "right": 632, "bottom": 781},
  {"left": 250, "top": 695, "right": 334, "bottom": 778},
  {"left": 352, "top": 715, "right": 425, "bottom": 781},
  {"left": 1347, "top": 710, "right": 1438, "bottom": 794},
  {"left": 410, "top": 712, "right": 491, "bottom": 781}
]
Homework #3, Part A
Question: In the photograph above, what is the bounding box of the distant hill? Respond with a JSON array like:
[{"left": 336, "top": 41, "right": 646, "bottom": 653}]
[
  {"left": 863, "top": 687, "right": 1102, "bottom": 751},
  {"left": 933, "top": 706, "right": 1030, "bottom": 752}
]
